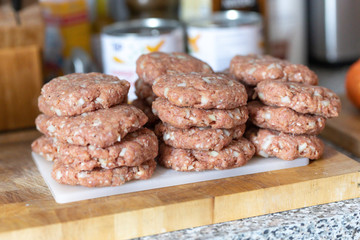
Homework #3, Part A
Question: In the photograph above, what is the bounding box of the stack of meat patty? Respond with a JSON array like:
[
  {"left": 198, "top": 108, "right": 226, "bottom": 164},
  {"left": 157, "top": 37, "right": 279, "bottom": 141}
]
[
  {"left": 229, "top": 54, "right": 341, "bottom": 160},
  {"left": 131, "top": 52, "right": 254, "bottom": 171},
  {"left": 31, "top": 73, "right": 158, "bottom": 187}
]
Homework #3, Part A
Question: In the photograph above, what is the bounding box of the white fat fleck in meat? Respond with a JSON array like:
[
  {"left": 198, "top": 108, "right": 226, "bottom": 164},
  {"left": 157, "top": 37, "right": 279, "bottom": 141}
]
[
  {"left": 178, "top": 97, "right": 183, "bottom": 103},
  {"left": 202, "top": 77, "right": 212, "bottom": 84},
  {"left": 267, "top": 63, "right": 275, "bottom": 69},
  {"left": 264, "top": 113, "right": 271, "bottom": 120},
  {"left": 262, "top": 135, "right": 274, "bottom": 150},
  {"left": 117, "top": 136, "right": 121, "bottom": 142},
  {"left": 67, "top": 138, "right": 73, "bottom": 144},
  {"left": 201, "top": 95, "right": 209, "bottom": 105},
  {"left": 247, "top": 67, "right": 256, "bottom": 74},
  {"left": 177, "top": 82, "right": 187, "bottom": 87},
  {"left": 188, "top": 165, "right": 194, "bottom": 170},
  {"left": 140, "top": 62, "right": 145, "bottom": 69},
  {"left": 119, "top": 148, "right": 127, "bottom": 157},
  {"left": 164, "top": 88, "right": 169, "bottom": 98},
  {"left": 95, "top": 97, "right": 103, "bottom": 104},
  {"left": 209, "top": 151, "right": 219, "bottom": 157},
  {"left": 189, "top": 116, "right": 197, "bottom": 122},
  {"left": 77, "top": 98, "right": 85, "bottom": 106},
  {"left": 314, "top": 90, "right": 322, "bottom": 97},
  {"left": 185, "top": 109, "right": 190, "bottom": 118},
  {"left": 99, "top": 158, "right": 108, "bottom": 168},
  {"left": 47, "top": 125, "right": 56, "bottom": 133},
  {"left": 308, "top": 121, "right": 316, "bottom": 128},
  {"left": 228, "top": 81, "right": 234, "bottom": 86},
  {"left": 281, "top": 96, "right": 290, "bottom": 103},
  {"left": 175, "top": 54, "right": 187, "bottom": 59},
  {"left": 88, "top": 145, "right": 96, "bottom": 151},
  {"left": 81, "top": 113, "right": 88, "bottom": 117},
  {"left": 54, "top": 108, "right": 62, "bottom": 116},
  {"left": 56, "top": 171, "right": 63, "bottom": 180},
  {"left": 310, "top": 146, "right": 316, "bottom": 152},
  {"left": 321, "top": 100, "right": 330, "bottom": 107},
  {"left": 258, "top": 93, "right": 264, "bottom": 99},
  {"left": 92, "top": 119, "right": 102, "bottom": 127},
  {"left": 208, "top": 114, "right": 216, "bottom": 121},
  {"left": 224, "top": 130, "right": 231, "bottom": 136},
  {"left": 78, "top": 172, "right": 88, "bottom": 179},
  {"left": 298, "top": 143, "right": 308, "bottom": 152},
  {"left": 258, "top": 150, "right": 269, "bottom": 158},
  {"left": 163, "top": 133, "right": 171, "bottom": 141},
  {"left": 233, "top": 151, "right": 239, "bottom": 157}
]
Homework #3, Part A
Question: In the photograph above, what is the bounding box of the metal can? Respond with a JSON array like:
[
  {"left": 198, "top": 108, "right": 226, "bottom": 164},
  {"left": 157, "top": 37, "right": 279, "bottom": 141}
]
[
  {"left": 187, "top": 10, "right": 263, "bottom": 72},
  {"left": 101, "top": 18, "right": 184, "bottom": 101}
]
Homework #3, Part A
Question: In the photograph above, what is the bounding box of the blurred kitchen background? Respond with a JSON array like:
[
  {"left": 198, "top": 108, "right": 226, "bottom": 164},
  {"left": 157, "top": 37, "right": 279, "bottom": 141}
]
[{"left": 1, "top": 0, "right": 360, "bottom": 131}]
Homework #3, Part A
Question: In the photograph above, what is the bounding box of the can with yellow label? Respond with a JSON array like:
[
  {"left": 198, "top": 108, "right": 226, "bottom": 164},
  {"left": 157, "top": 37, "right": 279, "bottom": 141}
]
[{"left": 101, "top": 18, "right": 184, "bottom": 101}]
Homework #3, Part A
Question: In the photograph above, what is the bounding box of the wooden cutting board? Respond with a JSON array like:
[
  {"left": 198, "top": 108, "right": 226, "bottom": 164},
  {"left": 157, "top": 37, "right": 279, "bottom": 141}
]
[
  {"left": 321, "top": 95, "right": 360, "bottom": 157},
  {"left": 1, "top": 129, "right": 360, "bottom": 239}
]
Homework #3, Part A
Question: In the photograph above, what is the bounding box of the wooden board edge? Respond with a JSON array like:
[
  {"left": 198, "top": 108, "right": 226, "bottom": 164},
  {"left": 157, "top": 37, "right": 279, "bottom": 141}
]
[
  {"left": 0, "top": 198, "right": 214, "bottom": 240},
  {"left": 213, "top": 171, "right": 360, "bottom": 223}
]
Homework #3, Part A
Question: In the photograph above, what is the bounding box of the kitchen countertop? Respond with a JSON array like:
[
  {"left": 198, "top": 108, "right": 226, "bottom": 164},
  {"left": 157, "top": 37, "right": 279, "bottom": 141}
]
[{"left": 136, "top": 65, "right": 360, "bottom": 239}]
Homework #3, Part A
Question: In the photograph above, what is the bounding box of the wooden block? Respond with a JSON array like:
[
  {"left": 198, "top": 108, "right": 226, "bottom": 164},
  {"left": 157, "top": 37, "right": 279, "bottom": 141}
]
[
  {"left": 0, "top": 130, "right": 359, "bottom": 239},
  {"left": 321, "top": 95, "right": 360, "bottom": 157},
  {"left": 0, "top": 4, "right": 44, "bottom": 49},
  {"left": 0, "top": 46, "right": 42, "bottom": 130},
  {"left": 0, "top": 3, "right": 16, "bottom": 26}
]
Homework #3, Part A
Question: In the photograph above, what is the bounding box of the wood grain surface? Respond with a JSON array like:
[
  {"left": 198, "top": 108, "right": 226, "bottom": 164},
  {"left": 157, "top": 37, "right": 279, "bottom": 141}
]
[
  {"left": 0, "top": 46, "right": 42, "bottom": 131},
  {"left": 1, "top": 130, "right": 360, "bottom": 239},
  {"left": 321, "top": 95, "right": 360, "bottom": 157}
]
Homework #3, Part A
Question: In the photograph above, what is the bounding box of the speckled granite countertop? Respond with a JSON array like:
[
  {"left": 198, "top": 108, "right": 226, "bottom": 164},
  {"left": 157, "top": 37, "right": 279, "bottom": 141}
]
[{"left": 136, "top": 66, "right": 360, "bottom": 240}]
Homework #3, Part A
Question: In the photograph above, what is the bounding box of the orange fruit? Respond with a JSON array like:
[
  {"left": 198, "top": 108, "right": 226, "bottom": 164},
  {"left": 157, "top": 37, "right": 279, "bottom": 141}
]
[{"left": 346, "top": 59, "right": 360, "bottom": 108}]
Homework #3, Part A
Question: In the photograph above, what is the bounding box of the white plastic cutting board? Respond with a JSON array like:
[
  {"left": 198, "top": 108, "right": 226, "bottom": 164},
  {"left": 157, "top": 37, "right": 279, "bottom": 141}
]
[{"left": 32, "top": 152, "right": 309, "bottom": 204}]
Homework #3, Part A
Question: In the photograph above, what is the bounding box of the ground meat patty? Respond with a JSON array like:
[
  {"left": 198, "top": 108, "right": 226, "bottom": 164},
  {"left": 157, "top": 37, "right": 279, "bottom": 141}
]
[
  {"left": 152, "top": 72, "right": 247, "bottom": 109},
  {"left": 152, "top": 98, "right": 248, "bottom": 129},
  {"left": 31, "top": 136, "right": 57, "bottom": 161},
  {"left": 158, "top": 138, "right": 255, "bottom": 171},
  {"left": 36, "top": 104, "right": 148, "bottom": 148},
  {"left": 32, "top": 129, "right": 158, "bottom": 171},
  {"left": 246, "top": 128, "right": 324, "bottom": 160},
  {"left": 248, "top": 101, "right": 326, "bottom": 135},
  {"left": 135, "top": 78, "right": 157, "bottom": 105},
  {"left": 38, "top": 72, "right": 129, "bottom": 117},
  {"left": 52, "top": 159, "right": 156, "bottom": 187},
  {"left": 155, "top": 123, "right": 245, "bottom": 151},
  {"left": 136, "top": 52, "right": 213, "bottom": 85},
  {"left": 229, "top": 54, "right": 318, "bottom": 86},
  {"left": 255, "top": 80, "right": 341, "bottom": 118},
  {"left": 131, "top": 99, "right": 158, "bottom": 126}
]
